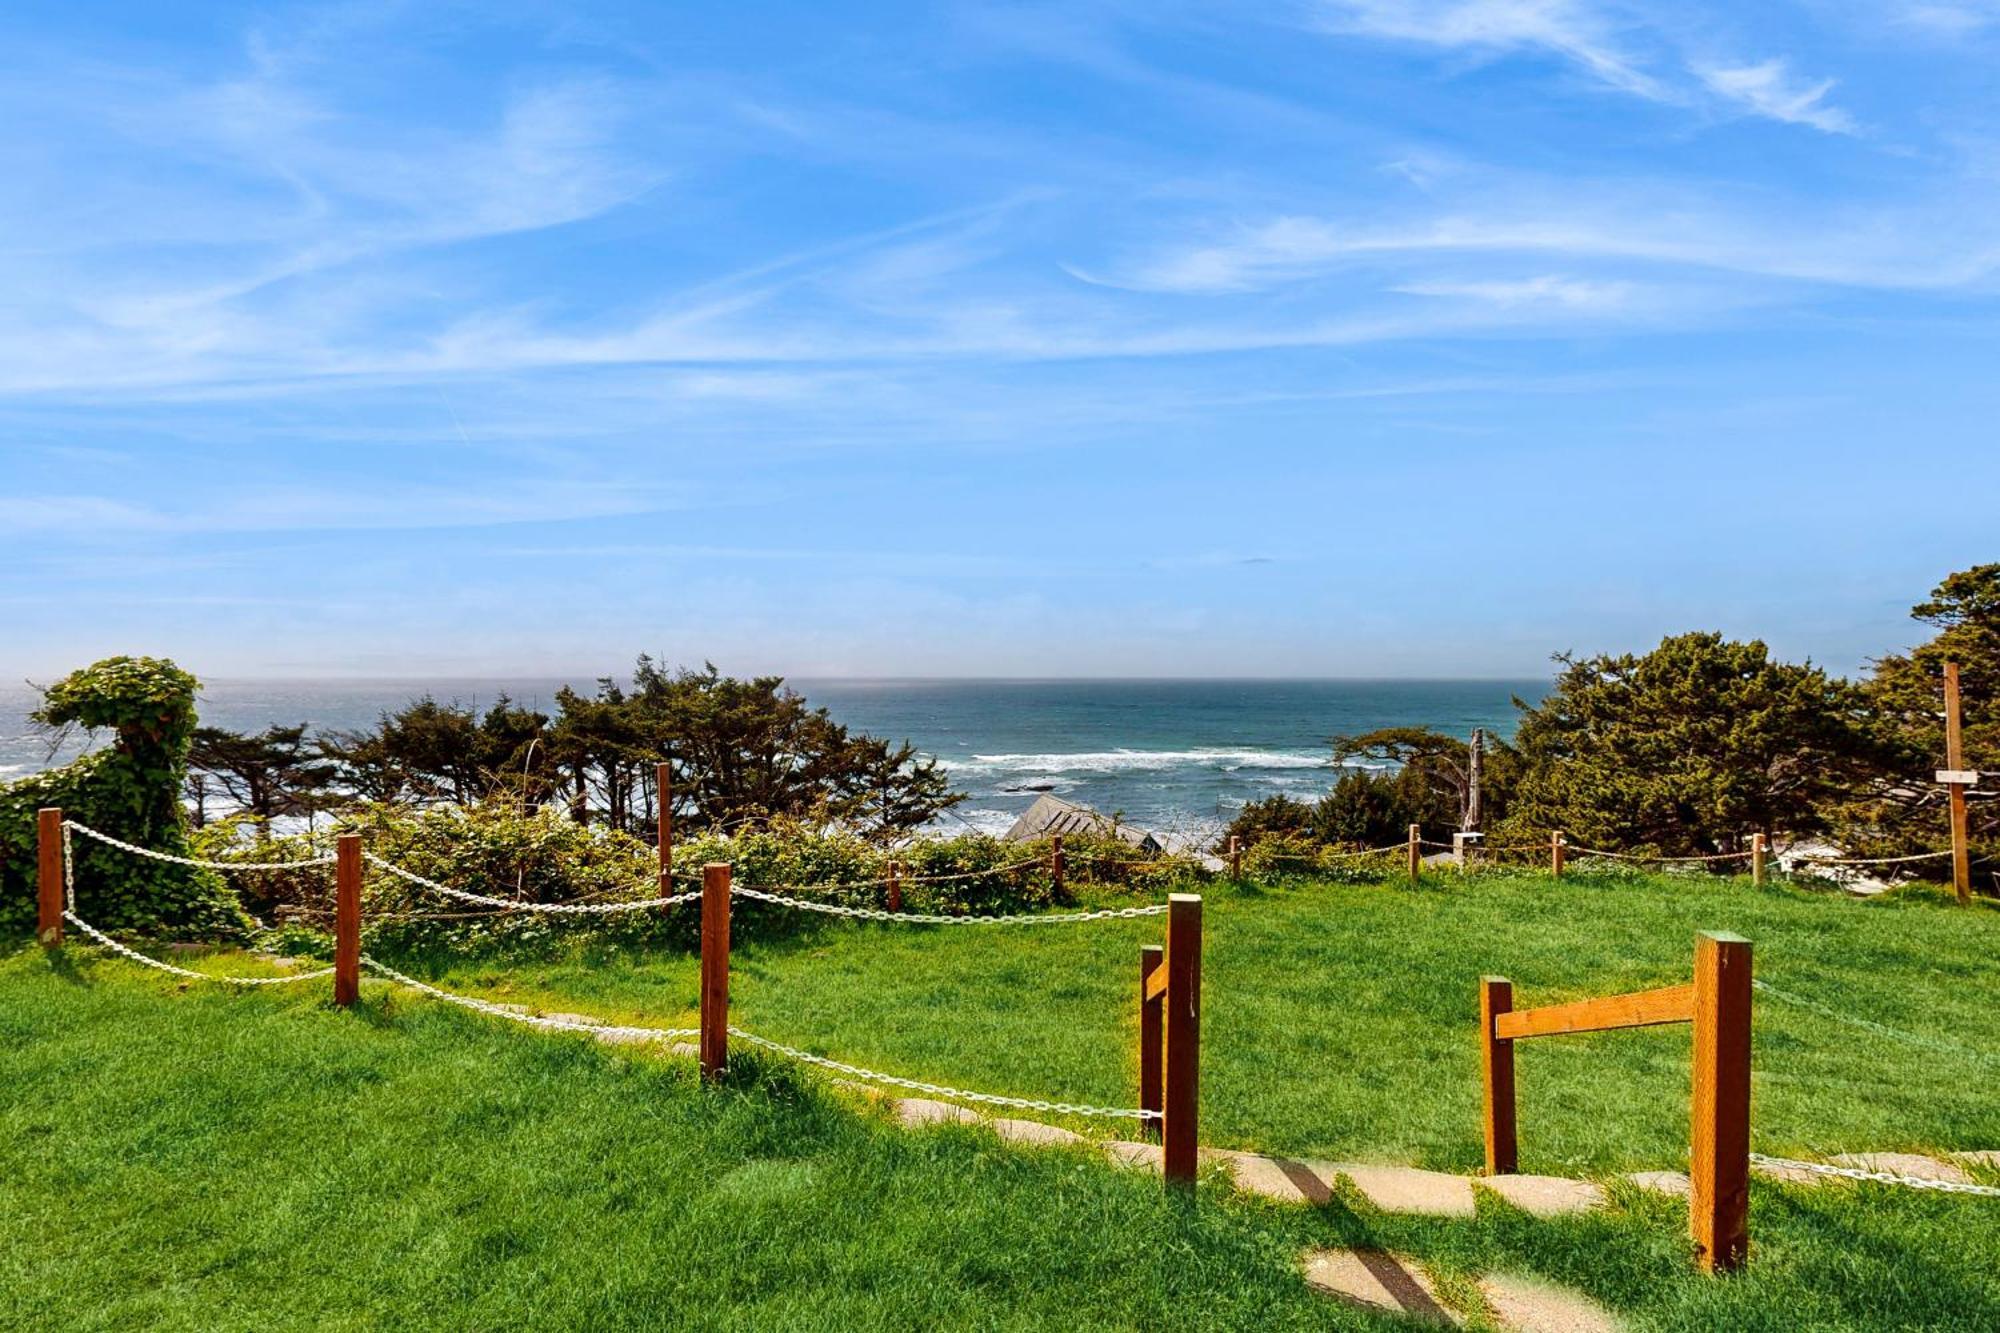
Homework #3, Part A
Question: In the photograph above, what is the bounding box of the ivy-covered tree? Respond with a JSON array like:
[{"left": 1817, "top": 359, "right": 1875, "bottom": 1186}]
[
  {"left": 1503, "top": 632, "right": 1881, "bottom": 857},
  {"left": 1, "top": 657, "right": 248, "bottom": 937}
]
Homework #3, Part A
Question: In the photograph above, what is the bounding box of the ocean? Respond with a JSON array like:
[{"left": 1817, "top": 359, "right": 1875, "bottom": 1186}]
[{"left": 0, "top": 677, "right": 1546, "bottom": 845}]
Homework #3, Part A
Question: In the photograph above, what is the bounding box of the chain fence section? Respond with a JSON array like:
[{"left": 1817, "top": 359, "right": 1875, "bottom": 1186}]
[
  {"left": 360, "top": 956, "right": 700, "bottom": 1042},
  {"left": 729, "top": 883, "right": 1171, "bottom": 925},
  {"left": 725, "top": 1026, "right": 1159, "bottom": 1120},
  {"left": 1751, "top": 1153, "right": 2000, "bottom": 1197},
  {"left": 362, "top": 851, "right": 703, "bottom": 915},
  {"left": 66, "top": 819, "right": 338, "bottom": 870},
  {"left": 1565, "top": 845, "right": 1754, "bottom": 864},
  {"left": 1258, "top": 842, "right": 1408, "bottom": 864},
  {"left": 62, "top": 910, "right": 336, "bottom": 985},
  {"left": 1753, "top": 980, "right": 2000, "bottom": 1067},
  {"left": 1789, "top": 849, "right": 1955, "bottom": 868},
  {"left": 734, "top": 856, "right": 1050, "bottom": 896}
]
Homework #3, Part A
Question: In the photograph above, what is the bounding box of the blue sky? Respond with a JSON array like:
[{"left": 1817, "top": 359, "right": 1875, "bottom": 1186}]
[{"left": 2, "top": 0, "right": 1995, "bottom": 679}]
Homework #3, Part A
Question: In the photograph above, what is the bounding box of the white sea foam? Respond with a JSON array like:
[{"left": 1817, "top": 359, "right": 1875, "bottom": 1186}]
[{"left": 946, "top": 747, "right": 1332, "bottom": 775}]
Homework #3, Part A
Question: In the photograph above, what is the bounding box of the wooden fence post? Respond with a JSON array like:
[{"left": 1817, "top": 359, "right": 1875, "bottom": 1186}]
[
  {"left": 886, "top": 860, "right": 902, "bottom": 913},
  {"left": 1227, "top": 835, "right": 1241, "bottom": 880},
  {"left": 1750, "top": 833, "right": 1767, "bottom": 887},
  {"left": 334, "top": 833, "right": 361, "bottom": 1006},
  {"left": 1480, "top": 976, "right": 1517, "bottom": 1175},
  {"left": 656, "top": 760, "right": 673, "bottom": 896},
  {"left": 1690, "top": 932, "right": 1753, "bottom": 1274},
  {"left": 1407, "top": 823, "right": 1421, "bottom": 884},
  {"left": 1051, "top": 834, "right": 1065, "bottom": 895},
  {"left": 1550, "top": 831, "right": 1565, "bottom": 880},
  {"left": 37, "top": 807, "right": 63, "bottom": 947},
  {"left": 701, "top": 863, "right": 731, "bottom": 1080},
  {"left": 1163, "top": 894, "right": 1202, "bottom": 1187},
  {"left": 1944, "top": 662, "right": 1972, "bottom": 906},
  {"left": 1139, "top": 943, "right": 1164, "bottom": 1141}
]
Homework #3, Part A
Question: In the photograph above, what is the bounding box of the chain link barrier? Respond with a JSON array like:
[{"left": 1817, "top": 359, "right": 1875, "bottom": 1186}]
[
  {"left": 1753, "top": 980, "right": 2000, "bottom": 1068},
  {"left": 724, "top": 1026, "right": 1158, "bottom": 1120},
  {"left": 1751, "top": 1153, "right": 2000, "bottom": 1197},
  {"left": 1788, "top": 849, "right": 1955, "bottom": 868},
  {"left": 363, "top": 851, "right": 703, "bottom": 915},
  {"left": 67, "top": 819, "right": 337, "bottom": 870},
  {"left": 361, "top": 956, "right": 700, "bottom": 1042},
  {"left": 729, "top": 883, "right": 1170, "bottom": 925},
  {"left": 62, "top": 910, "right": 335, "bottom": 985}
]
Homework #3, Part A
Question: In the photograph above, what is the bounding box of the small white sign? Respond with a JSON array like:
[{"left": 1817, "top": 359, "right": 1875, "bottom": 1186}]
[{"left": 1936, "top": 769, "right": 1981, "bottom": 786}]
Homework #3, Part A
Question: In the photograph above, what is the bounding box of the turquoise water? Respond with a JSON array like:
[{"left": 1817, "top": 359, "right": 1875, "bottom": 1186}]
[{"left": 1, "top": 677, "right": 1544, "bottom": 843}]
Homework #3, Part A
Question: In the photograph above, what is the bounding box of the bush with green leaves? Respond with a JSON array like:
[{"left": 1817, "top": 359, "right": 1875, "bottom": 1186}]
[
  {"left": 193, "top": 802, "right": 1199, "bottom": 958},
  {"left": 2, "top": 657, "right": 249, "bottom": 939}
]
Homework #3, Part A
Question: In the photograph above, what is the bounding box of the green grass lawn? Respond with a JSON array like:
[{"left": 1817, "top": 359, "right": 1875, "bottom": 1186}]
[
  {"left": 402, "top": 868, "right": 2000, "bottom": 1173},
  {"left": 6, "top": 870, "right": 2000, "bottom": 1329}
]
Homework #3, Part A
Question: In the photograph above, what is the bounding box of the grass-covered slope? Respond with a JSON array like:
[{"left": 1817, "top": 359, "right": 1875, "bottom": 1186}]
[
  {"left": 6, "top": 870, "right": 2000, "bottom": 1329},
  {"left": 404, "top": 869, "right": 2000, "bottom": 1171}
]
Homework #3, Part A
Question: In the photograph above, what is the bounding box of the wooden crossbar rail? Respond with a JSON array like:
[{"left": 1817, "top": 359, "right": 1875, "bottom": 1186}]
[
  {"left": 1493, "top": 983, "right": 1693, "bottom": 1040},
  {"left": 1143, "top": 962, "right": 1169, "bottom": 1003},
  {"left": 1481, "top": 932, "right": 1752, "bottom": 1274}
]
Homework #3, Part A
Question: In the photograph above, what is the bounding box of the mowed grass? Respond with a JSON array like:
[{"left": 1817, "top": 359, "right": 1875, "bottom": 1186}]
[
  {"left": 7, "top": 912, "right": 2000, "bottom": 1332},
  {"left": 406, "top": 869, "right": 2000, "bottom": 1174}
]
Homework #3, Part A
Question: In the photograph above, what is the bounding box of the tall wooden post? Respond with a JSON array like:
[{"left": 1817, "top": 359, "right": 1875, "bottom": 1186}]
[
  {"left": 1051, "top": 834, "right": 1065, "bottom": 895},
  {"left": 1479, "top": 977, "right": 1517, "bottom": 1175},
  {"left": 1943, "top": 662, "right": 1973, "bottom": 906},
  {"left": 700, "top": 863, "right": 731, "bottom": 1080},
  {"left": 1690, "top": 932, "right": 1753, "bottom": 1274},
  {"left": 334, "top": 834, "right": 361, "bottom": 1006},
  {"left": 37, "top": 807, "right": 63, "bottom": 947},
  {"left": 1550, "top": 831, "right": 1565, "bottom": 879},
  {"left": 1750, "top": 833, "right": 1767, "bottom": 887},
  {"left": 1138, "top": 943, "right": 1164, "bottom": 1141},
  {"left": 886, "top": 860, "right": 902, "bottom": 913},
  {"left": 656, "top": 760, "right": 673, "bottom": 896},
  {"left": 1162, "top": 894, "right": 1202, "bottom": 1187},
  {"left": 1227, "top": 835, "right": 1241, "bottom": 880},
  {"left": 1407, "top": 823, "right": 1421, "bottom": 884}
]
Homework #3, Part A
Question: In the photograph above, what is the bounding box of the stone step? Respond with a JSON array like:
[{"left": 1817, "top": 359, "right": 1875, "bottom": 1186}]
[
  {"left": 1300, "top": 1249, "right": 1623, "bottom": 1330},
  {"left": 1828, "top": 1152, "right": 1972, "bottom": 1184},
  {"left": 1301, "top": 1248, "right": 1460, "bottom": 1326},
  {"left": 1478, "top": 1273, "right": 1623, "bottom": 1332}
]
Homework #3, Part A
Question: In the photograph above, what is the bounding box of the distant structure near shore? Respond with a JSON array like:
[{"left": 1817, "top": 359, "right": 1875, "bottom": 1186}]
[{"left": 1004, "top": 794, "right": 1164, "bottom": 854}]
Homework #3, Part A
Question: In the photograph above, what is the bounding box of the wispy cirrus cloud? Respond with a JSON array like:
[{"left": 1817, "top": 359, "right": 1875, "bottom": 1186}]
[
  {"left": 1309, "top": 0, "right": 1857, "bottom": 133},
  {"left": 1694, "top": 60, "right": 1854, "bottom": 134},
  {"left": 1313, "top": 0, "right": 1668, "bottom": 99}
]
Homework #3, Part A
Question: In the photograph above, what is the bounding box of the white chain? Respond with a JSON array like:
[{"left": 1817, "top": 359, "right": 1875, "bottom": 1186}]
[
  {"left": 63, "top": 820, "right": 74, "bottom": 911},
  {"left": 735, "top": 856, "right": 1050, "bottom": 895},
  {"left": 66, "top": 819, "right": 337, "bottom": 869},
  {"left": 1791, "top": 849, "right": 1954, "bottom": 867},
  {"left": 1751, "top": 1154, "right": 2000, "bottom": 1197},
  {"left": 725, "top": 1026, "right": 1158, "bottom": 1120},
  {"left": 729, "top": 884, "right": 1170, "bottom": 925},
  {"left": 63, "top": 910, "right": 336, "bottom": 985},
  {"left": 361, "top": 956, "right": 700, "bottom": 1042},
  {"left": 1753, "top": 980, "right": 2000, "bottom": 1067},
  {"left": 363, "top": 851, "right": 703, "bottom": 915}
]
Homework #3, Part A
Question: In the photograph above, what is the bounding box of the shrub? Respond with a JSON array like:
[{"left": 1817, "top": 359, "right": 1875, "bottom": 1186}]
[{"left": 2, "top": 657, "right": 249, "bottom": 939}]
